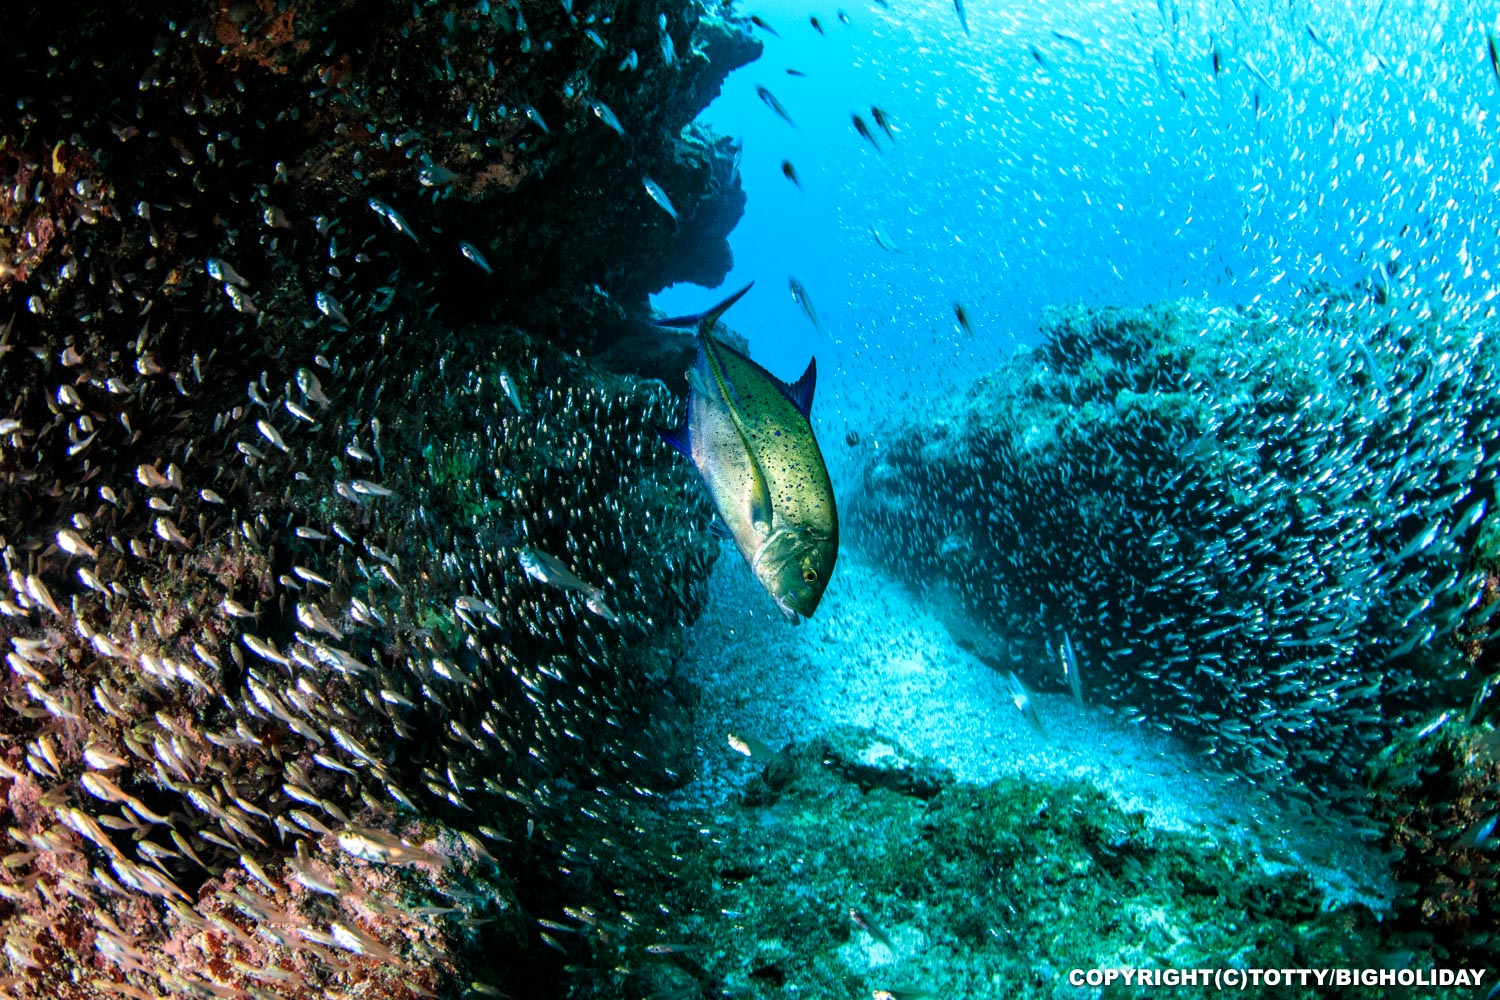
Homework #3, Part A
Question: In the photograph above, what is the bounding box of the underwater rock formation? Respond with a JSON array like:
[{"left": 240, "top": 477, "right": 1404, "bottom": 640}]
[
  {"left": 564, "top": 727, "right": 1437, "bottom": 999},
  {"left": 0, "top": 0, "right": 754, "bottom": 995},
  {"left": 850, "top": 293, "right": 1500, "bottom": 789},
  {"left": 1366, "top": 716, "right": 1500, "bottom": 964}
]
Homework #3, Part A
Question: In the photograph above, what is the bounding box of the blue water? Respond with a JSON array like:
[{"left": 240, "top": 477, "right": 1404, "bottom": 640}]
[{"left": 656, "top": 0, "right": 1494, "bottom": 480}]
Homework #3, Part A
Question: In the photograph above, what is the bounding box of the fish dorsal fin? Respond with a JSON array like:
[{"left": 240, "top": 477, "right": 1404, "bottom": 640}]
[
  {"left": 784, "top": 356, "right": 816, "bottom": 417},
  {"left": 650, "top": 281, "right": 754, "bottom": 330}
]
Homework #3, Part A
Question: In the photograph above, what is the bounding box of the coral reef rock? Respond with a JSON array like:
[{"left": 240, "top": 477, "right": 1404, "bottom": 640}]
[
  {"left": 1367, "top": 714, "right": 1500, "bottom": 965},
  {"left": 562, "top": 730, "right": 1436, "bottom": 999},
  {"left": 0, "top": 0, "right": 755, "bottom": 995},
  {"left": 851, "top": 292, "right": 1500, "bottom": 788}
]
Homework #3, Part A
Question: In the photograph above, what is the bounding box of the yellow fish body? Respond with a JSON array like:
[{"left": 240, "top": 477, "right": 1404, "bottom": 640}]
[{"left": 657, "top": 283, "right": 838, "bottom": 622}]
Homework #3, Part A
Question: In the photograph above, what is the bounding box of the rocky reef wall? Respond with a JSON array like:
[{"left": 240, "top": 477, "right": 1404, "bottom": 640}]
[
  {"left": 850, "top": 291, "right": 1500, "bottom": 790},
  {"left": 0, "top": 0, "right": 755, "bottom": 995}
]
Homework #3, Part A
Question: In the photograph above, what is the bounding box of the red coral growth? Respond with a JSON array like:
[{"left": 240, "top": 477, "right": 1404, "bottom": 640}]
[
  {"left": 211, "top": 0, "right": 312, "bottom": 74},
  {"left": 0, "top": 143, "right": 109, "bottom": 286},
  {"left": 1367, "top": 722, "right": 1500, "bottom": 961}
]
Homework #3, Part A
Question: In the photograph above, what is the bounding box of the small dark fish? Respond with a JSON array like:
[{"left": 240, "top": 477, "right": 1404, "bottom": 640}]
[
  {"left": 953, "top": 0, "right": 969, "bottom": 35},
  {"left": 953, "top": 302, "right": 974, "bottom": 337},
  {"left": 871, "top": 106, "right": 895, "bottom": 142},
  {"left": 845, "top": 429, "right": 860, "bottom": 447},
  {"left": 786, "top": 68, "right": 807, "bottom": 76},
  {"left": 789, "top": 276, "right": 820, "bottom": 330},
  {"left": 756, "top": 85, "right": 798, "bottom": 128},
  {"left": 781, "top": 160, "right": 800, "bottom": 188},
  {"left": 873, "top": 0, "right": 888, "bottom": 7},
  {"left": 750, "top": 15, "right": 780, "bottom": 37},
  {"left": 1029, "top": 45, "right": 1045, "bottom": 66},
  {"left": 810, "top": 15, "right": 824, "bottom": 34},
  {"left": 1050, "top": 28, "right": 1086, "bottom": 53},
  {"left": 1306, "top": 23, "right": 1335, "bottom": 60},
  {"left": 837, "top": 9, "right": 851, "bottom": 24},
  {"left": 1489, "top": 31, "right": 1500, "bottom": 87},
  {"left": 1212, "top": 47, "right": 1222, "bottom": 76},
  {"left": 852, "top": 114, "right": 880, "bottom": 150}
]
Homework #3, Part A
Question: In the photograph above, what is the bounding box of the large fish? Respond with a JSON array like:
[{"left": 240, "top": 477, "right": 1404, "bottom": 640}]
[{"left": 656, "top": 283, "right": 838, "bottom": 622}]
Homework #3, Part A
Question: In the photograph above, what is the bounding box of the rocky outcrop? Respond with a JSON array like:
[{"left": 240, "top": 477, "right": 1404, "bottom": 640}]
[
  {"left": 0, "top": 0, "right": 755, "bottom": 995},
  {"left": 851, "top": 292, "right": 1500, "bottom": 787}
]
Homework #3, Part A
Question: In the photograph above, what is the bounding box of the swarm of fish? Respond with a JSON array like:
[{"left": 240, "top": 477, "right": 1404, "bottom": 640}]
[{"left": 853, "top": 290, "right": 1500, "bottom": 796}]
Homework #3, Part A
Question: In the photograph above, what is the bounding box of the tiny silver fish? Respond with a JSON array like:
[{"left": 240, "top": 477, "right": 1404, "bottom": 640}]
[
  {"left": 459, "top": 241, "right": 493, "bottom": 274},
  {"left": 519, "top": 548, "right": 618, "bottom": 620},
  {"left": 56, "top": 529, "right": 97, "bottom": 560},
  {"left": 367, "top": 197, "right": 418, "bottom": 240},
  {"left": 206, "top": 258, "right": 249, "bottom": 287},
  {"left": 1061, "top": 632, "right": 1084, "bottom": 706},
  {"left": 1004, "top": 672, "right": 1044, "bottom": 733},
  {"left": 642, "top": 177, "right": 678, "bottom": 222},
  {"left": 256, "top": 420, "right": 289, "bottom": 453},
  {"left": 297, "top": 367, "right": 331, "bottom": 408},
  {"left": 591, "top": 101, "right": 626, "bottom": 137},
  {"left": 499, "top": 370, "right": 527, "bottom": 414},
  {"left": 315, "top": 291, "right": 349, "bottom": 326}
]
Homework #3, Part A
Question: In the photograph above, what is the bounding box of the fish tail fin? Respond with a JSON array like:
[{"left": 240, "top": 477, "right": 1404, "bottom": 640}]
[{"left": 650, "top": 282, "right": 754, "bottom": 331}]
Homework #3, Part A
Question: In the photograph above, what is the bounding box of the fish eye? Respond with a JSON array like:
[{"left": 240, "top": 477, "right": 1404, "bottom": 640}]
[{"left": 802, "top": 568, "right": 818, "bottom": 583}]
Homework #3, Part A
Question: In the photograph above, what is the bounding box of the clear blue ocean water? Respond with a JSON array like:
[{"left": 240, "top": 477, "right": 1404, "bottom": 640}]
[{"left": 657, "top": 0, "right": 1491, "bottom": 484}]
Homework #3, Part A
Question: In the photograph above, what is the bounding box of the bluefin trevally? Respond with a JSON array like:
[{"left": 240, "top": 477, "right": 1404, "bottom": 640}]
[{"left": 656, "top": 283, "right": 838, "bottom": 622}]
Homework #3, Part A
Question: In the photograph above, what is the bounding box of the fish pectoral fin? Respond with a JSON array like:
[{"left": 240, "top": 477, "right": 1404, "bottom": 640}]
[
  {"left": 748, "top": 453, "right": 774, "bottom": 536},
  {"left": 659, "top": 420, "right": 691, "bottom": 458},
  {"left": 708, "top": 518, "right": 733, "bottom": 540},
  {"left": 687, "top": 365, "right": 714, "bottom": 399}
]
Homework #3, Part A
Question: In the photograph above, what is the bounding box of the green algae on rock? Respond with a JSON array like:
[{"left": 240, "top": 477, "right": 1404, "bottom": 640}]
[{"left": 554, "top": 728, "right": 1443, "bottom": 1000}]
